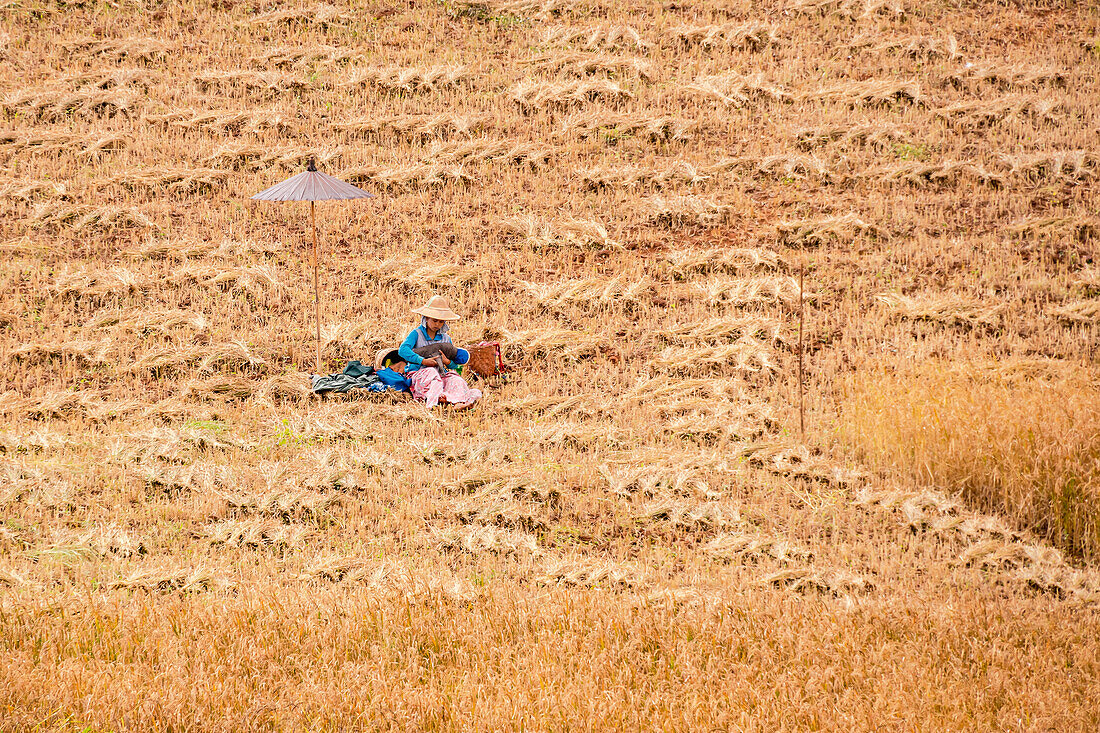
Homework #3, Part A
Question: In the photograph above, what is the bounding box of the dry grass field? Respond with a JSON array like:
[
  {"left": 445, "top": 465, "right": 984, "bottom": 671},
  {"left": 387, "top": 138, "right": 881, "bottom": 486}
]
[{"left": 2, "top": 0, "right": 1100, "bottom": 729}]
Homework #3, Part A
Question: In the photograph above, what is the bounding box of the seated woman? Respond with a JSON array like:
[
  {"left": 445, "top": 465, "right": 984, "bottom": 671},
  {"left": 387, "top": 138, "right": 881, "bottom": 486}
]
[{"left": 396, "top": 295, "right": 482, "bottom": 410}]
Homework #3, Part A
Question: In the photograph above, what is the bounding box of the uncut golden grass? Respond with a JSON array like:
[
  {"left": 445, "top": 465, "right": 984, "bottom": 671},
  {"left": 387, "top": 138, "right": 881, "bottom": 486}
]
[
  {"left": 2, "top": 0, "right": 1100, "bottom": 728},
  {"left": 835, "top": 363, "right": 1100, "bottom": 560}
]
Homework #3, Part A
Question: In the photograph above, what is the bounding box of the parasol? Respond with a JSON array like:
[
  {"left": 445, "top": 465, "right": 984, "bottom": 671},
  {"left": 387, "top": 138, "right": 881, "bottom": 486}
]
[{"left": 251, "top": 158, "right": 374, "bottom": 374}]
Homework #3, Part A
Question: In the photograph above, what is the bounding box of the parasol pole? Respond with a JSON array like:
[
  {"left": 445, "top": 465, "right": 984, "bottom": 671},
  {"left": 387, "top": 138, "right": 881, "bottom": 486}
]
[
  {"left": 249, "top": 156, "right": 373, "bottom": 379},
  {"left": 311, "top": 200, "right": 320, "bottom": 375}
]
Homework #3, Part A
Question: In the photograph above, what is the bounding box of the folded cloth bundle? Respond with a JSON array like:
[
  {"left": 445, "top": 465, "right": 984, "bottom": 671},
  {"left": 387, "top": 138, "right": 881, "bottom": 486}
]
[{"left": 311, "top": 360, "right": 384, "bottom": 394}]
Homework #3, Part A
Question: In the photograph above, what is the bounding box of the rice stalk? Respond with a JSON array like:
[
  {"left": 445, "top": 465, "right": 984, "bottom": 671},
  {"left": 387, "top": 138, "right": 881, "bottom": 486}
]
[
  {"left": 542, "top": 24, "right": 649, "bottom": 51},
  {"left": 510, "top": 78, "right": 633, "bottom": 111},
  {"left": 343, "top": 65, "right": 470, "bottom": 92},
  {"left": 645, "top": 195, "right": 729, "bottom": 227},
  {"left": 670, "top": 22, "right": 778, "bottom": 50},
  {"left": 876, "top": 292, "right": 1005, "bottom": 328},
  {"left": 498, "top": 214, "right": 619, "bottom": 250}
]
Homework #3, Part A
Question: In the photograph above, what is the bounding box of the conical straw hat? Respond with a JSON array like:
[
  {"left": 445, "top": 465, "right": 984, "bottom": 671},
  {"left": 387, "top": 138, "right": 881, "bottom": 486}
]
[{"left": 412, "top": 295, "right": 460, "bottom": 320}]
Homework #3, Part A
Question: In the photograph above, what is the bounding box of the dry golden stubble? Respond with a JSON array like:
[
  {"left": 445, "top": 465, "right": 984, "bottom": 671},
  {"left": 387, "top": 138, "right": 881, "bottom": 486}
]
[
  {"left": 657, "top": 315, "right": 787, "bottom": 346},
  {"left": 704, "top": 531, "right": 814, "bottom": 565},
  {"left": 597, "top": 460, "right": 722, "bottom": 500},
  {"left": 342, "top": 65, "right": 471, "bottom": 93},
  {"left": 85, "top": 307, "right": 209, "bottom": 335},
  {"left": 806, "top": 79, "right": 923, "bottom": 106},
  {"left": 0, "top": 428, "right": 77, "bottom": 456},
  {"left": 0, "top": 178, "right": 70, "bottom": 202},
  {"left": 200, "top": 519, "right": 314, "bottom": 551},
  {"left": 776, "top": 213, "right": 889, "bottom": 247},
  {"left": 501, "top": 328, "right": 606, "bottom": 361},
  {"left": 333, "top": 113, "right": 485, "bottom": 140},
  {"left": 250, "top": 45, "right": 364, "bottom": 69},
  {"left": 450, "top": 0, "right": 578, "bottom": 21},
  {"left": 670, "top": 21, "right": 778, "bottom": 50},
  {"left": 509, "top": 77, "right": 634, "bottom": 111},
  {"left": 1, "top": 129, "right": 126, "bottom": 156},
  {"left": 997, "top": 150, "right": 1100, "bottom": 184},
  {"left": 525, "top": 420, "right": 630, "bottom": 451},
  {"left": 541, "top": 24, "right": 650, "bottom": 52},
  {"left": 498, "top": 213, "right": 620, "bottom": 250},
  {"left": 144, "top": 108, "right": 292, "bottom": 134},
  {"left": 359, "top": 257, "right": 478, "bottom": 288},
  {"left": 1007, "top": 216, "right": 1100, "bottom": 245},
  {"left": 2, "top": 87, "right": 138, "bottom": 121},
  {"left": 938, "top": 63, "right": 1068, "bottom": 91},
  {"left": 180, "top": 375, "right": 257, "bottom": 401},
  {"left": 554, "top": 111, "right": 694, "bottom": 142},
  {"left": 123, "top": 340, "right": 270, "bottom": 376},
  {"left": 49, "top": 265, "right": 151, "bottom": 298},
  {"left": 688, "top": 275, "right": 806, "bottom": 308},
  {"left": 495, "top": 393, "right": 599, "bottom": 420},
  {"left": 874, "top": 291, "right": 1006, "bottom": 329},
  {"left": 932, "top": 95, "right": 1065, "bottom": 128},
  {"left": 763, "top": 566, "right": 874, "bottom": 597},
  {"left": 3, "top": 0, "right": 1100, "bottom": 723},
  {"left": 61, "top": 36, "right": 171, "bottom": 62},
  {"left": 345, "top": 163, "right": 473, "bottom": 190},
  {"left": 644, "top": 194, "right": 730, "bottom": 227},
  {"left": 536, "top": 556, "right": 649, "bottom": 589},
  {"left": 108, "top": 565, "right": 224, "bottom": 594},
  {"left": 0, "top": 390, "right": 134, "bottom": 423},
  {"left": 634, "top": 497, "right": 743, "bottom": 533},
  {"left": 430, "top": 523, "right": 540, "bottom": 557},
  {"left": 620, "top": 376, "right": 744, "bottom": 407},
  {"left": 577, "top": 161, "right": 710, "bottom": 190},
  {"left": 523, "top": 52, "right": 655, "bottom": 82},
  {"left": 99, "top": 167, "right": 230, "bottom": 195},
  {"left": 789, "top": 0, "right": 906, "bottom": 20},
  {"left": 652, "top": 340, "right": 780, "bottom": 377},
  {"left": 296, "top": 556, "right": 480, "bottom": 601},
  {"left": 664, "top": 247, "right": 787, "bottom": 278},
  {"left": 685, "top": 71, "right": 793, "bottom": 106},
  {"left": 204, "top": 144, "right": 339, "bottom": 171},
  {"left": 244, "top": 4, "right": 352, "bottom": 28},
  {"left": 61, "top": 66, "right": 160, "bottom": 91},
  {"left": 520, "top": 275, "right": 652, "bottom": 309},
  {"left": 1049, "top": 299, "right": 1100, "bottom": 325},
  {"left": 31, "top": 204, "right": 156, "bottom": 233},
  {"left": 8, "top": 339, "right": 114, "bottom": 367},
  {"left": 739, "top": 442, "right": 866, "bottom": 491},
  {"left": 168, "top": 262, "right": 283, "bottom": 295},
  {"left": 428, "top": 138, "right": 557, "bottom": 168},
  {"left": 37, "top": 525, "right": 146, "bottom": 559},
  {"left": 794, "top": 122, "right": 910, "bottom": 150},
  {"left": 861, "top": 159, "right": 1006, "bottom": 188},
  {"left": 847, "top": 32, "right": 960, "bottom": 60},
  {"left": 193, "top": 70, "right": 312, "bottom": 96},
  {"left": 707, "top": 153, "right": 832, "bottom": 182}
]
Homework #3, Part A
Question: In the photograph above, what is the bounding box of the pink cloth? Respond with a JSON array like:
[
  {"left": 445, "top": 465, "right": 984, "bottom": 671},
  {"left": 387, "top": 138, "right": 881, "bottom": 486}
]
[{"left": 407, "top": 368, "right": 482, "bottom": 408}]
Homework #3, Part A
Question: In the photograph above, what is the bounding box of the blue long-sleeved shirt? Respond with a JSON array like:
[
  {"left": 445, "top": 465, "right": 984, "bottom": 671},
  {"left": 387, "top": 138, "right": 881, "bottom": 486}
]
[{"left": 398, "top": 325, "right": 452, "bottom": 373}]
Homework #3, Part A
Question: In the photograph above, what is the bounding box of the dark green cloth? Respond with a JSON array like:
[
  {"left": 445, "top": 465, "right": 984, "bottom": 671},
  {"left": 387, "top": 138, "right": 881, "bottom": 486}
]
[{"left": 310, "top": 361, "right": 382, "bottom": 394}]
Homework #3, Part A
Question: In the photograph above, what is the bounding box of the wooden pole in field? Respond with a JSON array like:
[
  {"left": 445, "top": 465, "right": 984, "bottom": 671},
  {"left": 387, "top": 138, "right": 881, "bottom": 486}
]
[
  {"left": 798, "top": 255, "right": 805, "bottom": 440},
  {"left": 311, "top": 200, "right": 321, "bottom": 375}
]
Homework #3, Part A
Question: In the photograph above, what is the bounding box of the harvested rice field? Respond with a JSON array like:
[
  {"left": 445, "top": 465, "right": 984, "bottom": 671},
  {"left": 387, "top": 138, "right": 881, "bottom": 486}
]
[{"left": 2, "top": 0, "right": 1099, "bottom": 729}]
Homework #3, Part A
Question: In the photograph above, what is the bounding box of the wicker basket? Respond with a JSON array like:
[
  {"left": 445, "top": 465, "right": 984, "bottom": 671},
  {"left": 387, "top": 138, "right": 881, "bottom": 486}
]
[{"left": 466, "top": 341, "right": 505, "bottom": 378}]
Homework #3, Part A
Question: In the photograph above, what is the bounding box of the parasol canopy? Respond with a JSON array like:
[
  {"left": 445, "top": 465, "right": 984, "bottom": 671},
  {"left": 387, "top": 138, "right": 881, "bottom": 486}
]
[
  {"left": 250, "top": 158, "right": 375, "bottom": 375},
  {"left": 251, "top": 159, "right": 374, "bottom": 202}
]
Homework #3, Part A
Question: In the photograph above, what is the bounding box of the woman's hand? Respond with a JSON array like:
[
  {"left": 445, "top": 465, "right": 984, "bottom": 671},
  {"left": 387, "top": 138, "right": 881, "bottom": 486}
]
[{"left": 421, "top": 357, "right": 440, "bottom": 367}]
